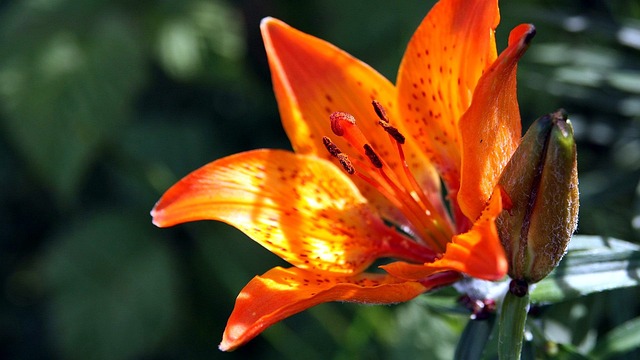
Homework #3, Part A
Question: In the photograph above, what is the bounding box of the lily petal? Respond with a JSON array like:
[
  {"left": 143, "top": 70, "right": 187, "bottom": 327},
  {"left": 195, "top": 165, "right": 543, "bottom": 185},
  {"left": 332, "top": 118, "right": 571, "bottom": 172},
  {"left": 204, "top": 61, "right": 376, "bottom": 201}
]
[
  {"left": 261, "top": 17, "right": 443, "bottom": 234},
  {"left": 219, "top": 266, "right": 459, "bottom": 351},
  {"left": 152, "top": 149, "right": 435, "bottom": 274},
  {"left": 457, "top": 24, "right": 536, "bottom": 221},
  {"left": 382, "top": 189, "right": 507, "bottom": 281},
  {"left": 396, "top": 0, "right": 499, "bottom": 190}
]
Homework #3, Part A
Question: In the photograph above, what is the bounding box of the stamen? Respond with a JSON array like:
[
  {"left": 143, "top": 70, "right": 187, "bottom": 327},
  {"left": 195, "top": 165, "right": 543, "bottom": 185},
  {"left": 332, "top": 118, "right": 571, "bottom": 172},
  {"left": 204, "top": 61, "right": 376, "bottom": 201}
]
[
  {"left": 324, "top": 108, "right": 454, "bottom": 252},
  {"left": 372, "top": 100, "right": 389, "bottom": 123},
  {"left": 337, "top": 154, "right": 355, "bottom": 175},
  {"left": 380, "top": 123, "right": 406, "bottom": 144},
  {"left": 322, "top": 136, "right": 355, "bottom": 175},
  {"left": 372, "top": 102, "right": 454, "bottom": 242},
  {"left": 373, "top": 100, "right": 406, "bottom": 144},
  {"left": 363, "top": 144, "right": 383, "bottom": 168},
  {"left": 322, "top": 136, "right": 342, "bottom": 157}
]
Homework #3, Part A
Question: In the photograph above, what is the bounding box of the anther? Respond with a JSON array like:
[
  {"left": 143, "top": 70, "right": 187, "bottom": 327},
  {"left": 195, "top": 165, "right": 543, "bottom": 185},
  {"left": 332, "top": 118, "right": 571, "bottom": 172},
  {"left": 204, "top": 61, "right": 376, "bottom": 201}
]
[
  {"left": 363, "top": 144, "right": 383, "bottom": 168},
  {"left": 372, "top": 100, "right": 389, "bottom": 123},
  {"left": 337, "top": 154, "right": 355, "bottom": 174},
  {"left": 381, "top": 124, "right": 406, "bottom": 144},
  {"left": 322, "top": 136, "right": 342, "bottom": 158},
  {"left": 330, "top": 112, "right": 356, "bottom": 136},
  {"left": 372, "top": 100, "right": 406, "bottom": 144}
]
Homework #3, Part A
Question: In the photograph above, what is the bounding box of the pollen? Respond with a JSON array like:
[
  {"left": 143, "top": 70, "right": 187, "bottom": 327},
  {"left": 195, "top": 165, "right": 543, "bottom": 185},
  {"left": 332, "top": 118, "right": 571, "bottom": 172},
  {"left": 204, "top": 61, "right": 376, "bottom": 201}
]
[
  {"left": 322, "top": 136, "right": 355, "bottom": 175},
  {"left": 322, "top": 136, "right": 341, "bottom": 157},
  {"left": 364, "top": 144, "right": 383, "bottom": 168}
]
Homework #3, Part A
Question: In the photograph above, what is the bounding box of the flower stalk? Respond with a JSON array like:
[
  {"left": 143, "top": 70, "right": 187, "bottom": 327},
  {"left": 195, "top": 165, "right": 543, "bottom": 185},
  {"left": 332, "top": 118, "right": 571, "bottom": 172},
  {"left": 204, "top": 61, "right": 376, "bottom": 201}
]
[{"left": 499, "top": 280, "right": 530, "bottom": 360}]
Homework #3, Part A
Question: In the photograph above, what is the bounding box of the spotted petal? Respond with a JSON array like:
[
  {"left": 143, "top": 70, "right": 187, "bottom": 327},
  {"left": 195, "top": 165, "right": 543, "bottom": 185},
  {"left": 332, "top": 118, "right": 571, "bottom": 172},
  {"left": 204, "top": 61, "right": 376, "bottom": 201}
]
[
  {"left": 219, "top": 266, "right": 460, "bottom": 351},
  {"left": 396, "top": 0, "right": 499, "bottom": 191},
  {"left": 261, "top": 17, "right": 444, "bottom": 234},
  {"left": 382, "top": 188, "right": 507, "bottom": 281},
  {"left": 458, "top": 24, "right": 536, "bottom": 221},
  {"left": 152, "top": 149, "right": 435, "bottom": 274}
]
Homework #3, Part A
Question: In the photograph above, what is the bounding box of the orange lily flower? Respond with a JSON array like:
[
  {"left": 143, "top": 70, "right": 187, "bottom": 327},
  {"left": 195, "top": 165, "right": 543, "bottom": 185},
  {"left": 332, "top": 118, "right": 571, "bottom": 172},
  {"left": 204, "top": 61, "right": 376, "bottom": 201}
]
[{"left": 151, "top": 0, "right": 536, "bottom": 351}]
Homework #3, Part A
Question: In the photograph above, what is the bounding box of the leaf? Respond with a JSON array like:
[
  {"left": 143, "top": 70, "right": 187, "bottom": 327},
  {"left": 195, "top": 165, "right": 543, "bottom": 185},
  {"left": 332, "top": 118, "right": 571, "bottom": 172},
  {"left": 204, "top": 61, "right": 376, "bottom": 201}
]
[
  {"left": 590, "top": 316, "right": 640, "bottom": 359},
  {"left": 156, "top": 1, "right": 245, "bottom": 82},
  {"left": 42, "top": 210, "right": 180, "bottom": 360},
  {"left": 0, "top": 10, "right": 145, "bottom": 205},
  {"left": 454, "top": 316, "right": 495, "bottom": 360},
  {"left": 531, "top": 235, "right": 640, "bottom": 303},
  {"left": 118, "top": 120, "right": 220, "bottom": 200},
  {"left": 390, "top": 298, "right": 463, "bottom": 360}
]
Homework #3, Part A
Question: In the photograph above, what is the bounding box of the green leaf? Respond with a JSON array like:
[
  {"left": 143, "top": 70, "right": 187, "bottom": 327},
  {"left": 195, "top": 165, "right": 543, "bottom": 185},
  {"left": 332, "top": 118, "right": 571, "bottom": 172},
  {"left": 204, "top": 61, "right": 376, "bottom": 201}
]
[
  {"left": 526, "top": 315, "right": 592, "bottom": 360},
  {"left": 590, "top": 316, "right": 640, "bottom": 359},
  {"left": 156, "top": 1, "right": 245, "bottom": 82},
  {"left": 390, "top": 298, "right": 463, "bottom": 360},
  {"left": 553, "top": 344, "right": 592, "bottom": 360},
  {"left": 531, "top": 235, "right": 640, "bottom": 303},
  {"left": 0, "top": 10, "right": 145, "bottom": 205},
  {"left": 454, "top": 316, "right": 495, "bottom": 360},
  {"left": 42, "top": 210, "right": 180, "bottom": 360}
]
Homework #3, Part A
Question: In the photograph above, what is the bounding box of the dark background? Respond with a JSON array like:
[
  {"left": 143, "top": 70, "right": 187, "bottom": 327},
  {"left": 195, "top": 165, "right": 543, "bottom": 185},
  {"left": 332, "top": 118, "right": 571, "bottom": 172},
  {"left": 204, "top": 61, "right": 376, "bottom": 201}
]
[{"left": 1, "top": 0, "right": 639, "bottom": 359}]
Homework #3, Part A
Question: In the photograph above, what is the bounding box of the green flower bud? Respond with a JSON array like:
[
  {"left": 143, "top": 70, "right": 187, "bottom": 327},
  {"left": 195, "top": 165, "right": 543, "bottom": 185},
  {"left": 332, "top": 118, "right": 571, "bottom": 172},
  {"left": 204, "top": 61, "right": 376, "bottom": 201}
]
[{"left": 497, "top": 110, "right": 579, "bottom": 283}]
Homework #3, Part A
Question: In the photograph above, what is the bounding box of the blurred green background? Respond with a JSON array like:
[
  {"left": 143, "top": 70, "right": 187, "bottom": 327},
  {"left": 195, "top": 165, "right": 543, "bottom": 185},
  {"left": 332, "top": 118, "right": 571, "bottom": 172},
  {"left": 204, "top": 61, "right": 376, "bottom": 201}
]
[{"left": 1, "top": 0, "right": 640, "bottom": 359}]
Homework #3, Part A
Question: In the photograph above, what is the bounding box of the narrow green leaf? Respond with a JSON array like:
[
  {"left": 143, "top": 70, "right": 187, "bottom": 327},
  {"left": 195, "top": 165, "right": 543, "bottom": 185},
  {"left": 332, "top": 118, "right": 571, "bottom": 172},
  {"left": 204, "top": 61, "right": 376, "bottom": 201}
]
[
  {"left": 554, "top": 344, "right": 592, "bottom": 360},
  {"left": 454, "top": 316, "right": 495, "bottom": 360},
  {"left": 531, "top": 235, "right": 640, "bottom": 303},
  {"left": 527, "top": 316, "right": 591, "bottom": 360},
  {"left": 591, "top": 316, "right": 640, "bottom": 359},
  {"left": 499, "top": 288, "right": 530, "bottom": 360}
]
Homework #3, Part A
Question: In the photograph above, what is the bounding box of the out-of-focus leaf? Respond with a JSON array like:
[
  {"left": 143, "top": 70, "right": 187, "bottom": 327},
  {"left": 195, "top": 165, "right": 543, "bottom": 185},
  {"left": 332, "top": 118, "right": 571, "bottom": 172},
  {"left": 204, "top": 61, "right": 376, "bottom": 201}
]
[
  {"left": 42, "top": 211, "right": 179, "bottom": 360},
  {"left": 118, "top": 120, "right": 219, "bottom": 199},
  {"left": 634, "top": 179, "right": 640, "bottom": 237},
  {"left": 390, "top": 297, "right": 463, "bottom": 360},
  {"left": 0, "top": 12, "right": 144, "bottom": 205},
  {"left": 531, "top": 236, "right": 640, "bottom": 303},
  {"left": 526, "top": 316, "right": 592, "bottom": 360},
  {"left": 414, "top": 287, "right": 468, "bottom": 314},
  {"left": 454, "top": 316, "right": 495, "bottom": 360},
  {"left": 335, "top": 306, "right": 395, "bottom": 360},
  {"left": 539, "top": 343, "right": 590, "bottom": 360},
  {"left": 590, "top": 316, "right": 640, "bottom": 359},
  {"left": 156, "top": 0, "right": 245, "bottom": 81}
]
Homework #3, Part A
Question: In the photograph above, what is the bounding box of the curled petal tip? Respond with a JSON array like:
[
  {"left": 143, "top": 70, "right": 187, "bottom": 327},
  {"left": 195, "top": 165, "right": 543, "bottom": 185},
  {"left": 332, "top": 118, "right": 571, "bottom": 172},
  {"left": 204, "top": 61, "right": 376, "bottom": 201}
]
[
  {"left": 218, "top": 339, "right": 235, "bottom": 352},
  {"left": 524, "top": 25, "right": 537, "bottom": 44},
  {"left": 150, "top": 201, "right": 175, "bottom": 228},
  {"left": 150, "top": 216, "right": 163, "bottom": 228},
  {"left": 149, "top": 206, "right": 162, "bottom": 227},
  {"left": 219, "top": 320, "right": 253, "bottom": 352},
  {"left": 260, "top": 16, "right": 277, "bottom": 28},
  {"left": 508, "top": 23, "right": 536, "bottom": 48}
]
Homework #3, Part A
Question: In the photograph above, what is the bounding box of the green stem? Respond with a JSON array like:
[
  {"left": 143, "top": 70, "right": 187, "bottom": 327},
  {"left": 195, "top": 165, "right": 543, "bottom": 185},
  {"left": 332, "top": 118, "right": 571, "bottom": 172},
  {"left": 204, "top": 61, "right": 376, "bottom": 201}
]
[{"left": 498, "top": 280, "right": 530, "bottom": 360}]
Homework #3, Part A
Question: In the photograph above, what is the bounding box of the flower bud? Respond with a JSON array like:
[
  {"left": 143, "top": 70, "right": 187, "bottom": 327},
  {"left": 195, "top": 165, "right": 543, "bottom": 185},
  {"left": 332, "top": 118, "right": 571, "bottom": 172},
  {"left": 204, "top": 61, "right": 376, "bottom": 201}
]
[{"left": 497, "top": 110, "right": 579, "bottom": 283}]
